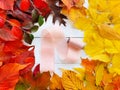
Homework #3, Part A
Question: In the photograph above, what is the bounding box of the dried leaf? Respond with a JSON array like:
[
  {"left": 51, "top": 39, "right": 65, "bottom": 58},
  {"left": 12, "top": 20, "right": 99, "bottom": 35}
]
[{"left": 46, "top": 0, "right": 67, "bottom": 25}]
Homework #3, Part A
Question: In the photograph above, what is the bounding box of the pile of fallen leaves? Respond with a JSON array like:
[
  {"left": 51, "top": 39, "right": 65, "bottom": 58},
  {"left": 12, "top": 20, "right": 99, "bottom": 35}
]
[{"left": 0, "top": 0, "right": 120, "bottom": 90}]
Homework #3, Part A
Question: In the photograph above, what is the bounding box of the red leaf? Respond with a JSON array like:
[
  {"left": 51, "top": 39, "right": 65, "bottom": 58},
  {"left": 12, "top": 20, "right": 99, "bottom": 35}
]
[
  {"left": 33, "top": 0, "right": 51, "bottom": 16},
  {"left": 13, "top": 48, "right": 35, "bottom": 73},
  {"left": 20, "top": 0, "right": 31, "bottom": 11},
  {"left": 33, "top": 64, "right": 40, "bottom": 76},
  {"left": 11, "top": 26, "right": 23, "bottom": 40},
  {"left": 0, "top": 18, "right": 4, "bottom": 28},
  {"left": 0, "top": 63, "right": 28, "bottom": 90},
  {"left": 0, "top": 0, "right": 15, "bottom": 10},
  {"left": 9, "top": 19, "right": 21, "bottom": 27},
  {"left": 0, "top": 10, "right": 6, "bottom": 27},
  {"left": 0, "top": 28, "right": 17, "bottom": 41}
]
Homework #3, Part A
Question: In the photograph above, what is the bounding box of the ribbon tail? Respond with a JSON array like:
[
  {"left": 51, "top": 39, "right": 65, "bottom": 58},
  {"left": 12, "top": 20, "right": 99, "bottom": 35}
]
[
  {"left": 66, "top": 38, "right": 84, "bottom": 63},
  {"left": 40, "top": 29, "right": 55, "bottom": 72}
]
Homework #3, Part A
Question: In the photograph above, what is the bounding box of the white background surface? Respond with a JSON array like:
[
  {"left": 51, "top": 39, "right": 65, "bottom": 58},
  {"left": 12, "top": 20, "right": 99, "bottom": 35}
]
[{"left": 32, "top": 0, "right": 88, "bottom": 74}]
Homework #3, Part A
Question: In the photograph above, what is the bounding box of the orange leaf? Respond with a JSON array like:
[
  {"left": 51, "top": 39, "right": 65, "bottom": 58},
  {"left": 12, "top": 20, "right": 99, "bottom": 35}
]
[
  {"left": 0, "top": 63, "right": 28, "bottom": 90},
  {"left": 62, "top": 0, "right": 84, "bottom": 9},
  {"left": 82, "top": 58, "right": 97, "bottom": 72},
  {"left": 36, "top": 72, "right": 51, "bottom": 89},
  {"left": 21, "top": 71, "right": 51, "bottom": 89},
  {"left": 50, "top": 73, "right": 64, "bottom": 90}
]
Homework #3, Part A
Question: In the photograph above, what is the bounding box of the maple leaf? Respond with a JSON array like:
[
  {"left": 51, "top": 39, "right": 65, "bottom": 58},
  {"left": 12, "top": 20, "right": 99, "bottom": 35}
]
[
  {"left": 50, "top": 73, "right": 64, "bottom": 90},
  {"left": 0, "top": 0, "right": 15, "bottom": 10},
  {"left": 0, "top": 63, "right": 28, "bottom": 90},
  {"left": 62, "top": 70, "right": 83, "bottom": 90}
]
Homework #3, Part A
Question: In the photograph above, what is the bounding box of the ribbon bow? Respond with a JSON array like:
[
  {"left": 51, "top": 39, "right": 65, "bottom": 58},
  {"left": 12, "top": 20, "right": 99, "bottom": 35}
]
[{"left": 40, "top": 27, "right": 84, "bottom": 72}]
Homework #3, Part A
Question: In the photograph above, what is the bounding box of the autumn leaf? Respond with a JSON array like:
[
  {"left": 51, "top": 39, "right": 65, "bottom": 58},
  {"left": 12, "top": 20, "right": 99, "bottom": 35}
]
[
  {"left": 102, "top": 70, "right": 113, "bottom": 85},
  {"left": 0, "top": 63, "right": 28, "bottom": 90},
  {"left": 62, "top": 70, "right": 83, "bottom": 90},
  {"left": 19, "top": 71, "right": 51, "bottom": 89},
  {"left": 46, "top": 0, "right": 67, "bottom": 25},
  {"left": 95, "top": 63, "right": 105, "bottom": 86},
  {"left": 20, "top": 0, "right": 30, "bottom": 12},
  {"left": 33, "top": 64, "right": 40, "bottom": 76},
  {"left": 98, "top": 24, "right": 120, "bottom": 40},
  {"left": 61, "top": 0, "right": 84, "bottom": 9},
  {"left": 0, "top": 28, "right": 17, "bottom": 41},
  {"left": 0, "top": 10, "right": 6, "bottom": 27},
  {"left": 0, "top": 0, "right": 15, "bottom": 10},
  {"left": 50, "top": 73, "right": 64, "bottom": 90},
  {"left": 81, "top": 58, "right": 97, "bottom": 72},
  {"left": 11, "top": 26, "right": 23, "bottom": 40},
  {"left": 112, "top": 76, "right": 120, "bottom": 90},
  {"left": 33, "top": 0, "right": 51, "bottom": 16}
]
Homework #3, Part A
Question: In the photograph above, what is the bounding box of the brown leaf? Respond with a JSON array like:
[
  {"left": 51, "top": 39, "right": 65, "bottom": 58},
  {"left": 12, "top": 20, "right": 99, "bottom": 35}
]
[{"left": 46, "top": 0, "right": 67, "bottom": 25}]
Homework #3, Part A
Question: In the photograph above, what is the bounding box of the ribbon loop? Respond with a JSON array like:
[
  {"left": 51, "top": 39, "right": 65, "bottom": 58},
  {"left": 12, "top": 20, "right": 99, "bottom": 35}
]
[{"left": 40, "top": 26, "right": 84, "bottom": 72}]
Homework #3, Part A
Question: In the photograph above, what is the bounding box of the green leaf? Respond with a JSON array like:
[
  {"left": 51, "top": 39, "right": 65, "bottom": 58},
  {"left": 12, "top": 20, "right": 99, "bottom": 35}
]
[
  {"left": 15, "top": 82, "right": 29, "bottom": 90},
  {"left": 24, "top": 33, "right": 34, "bottom": 44},
  {"left": 38, "top": 16, "right": 44, "bottom": 26},
  {"left": 32, "top": 9, "right": 39, "bottom": 23},
  {"left": 31, "top": 25, "right": 39, "bottom": 33}
]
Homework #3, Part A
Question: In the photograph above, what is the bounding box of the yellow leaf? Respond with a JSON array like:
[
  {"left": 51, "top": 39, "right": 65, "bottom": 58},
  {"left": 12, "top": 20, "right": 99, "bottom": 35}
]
[
  {"left": 95, "top": 63, "right": 105, "bottom": 85},
  {"left": 98, "top": 24, "right": 120, "bottom": 40},
  {"left": 50, "top": 73, "right": 64, "bottom": 90},
  {"left": 109, "top": 54, "right": 120, "bottom": 74},
  {"left": 88, "top": 0, "right": 108, "bottom": 11},
  {"left": 74, "top": 68, "right": 85, "bottom": 80},
  {"left": 62, "top": 70, "right": 83, "bottom": 90},
  {"left": 104, "top": 39, "right": 118, "bottom": 54}
]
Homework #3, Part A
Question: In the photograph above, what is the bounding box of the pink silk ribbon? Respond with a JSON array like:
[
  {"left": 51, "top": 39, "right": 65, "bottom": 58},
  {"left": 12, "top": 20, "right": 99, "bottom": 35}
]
[{"left": 40, "top": 27, "right": 84, "bottom": 72}]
